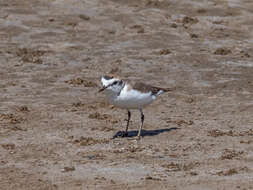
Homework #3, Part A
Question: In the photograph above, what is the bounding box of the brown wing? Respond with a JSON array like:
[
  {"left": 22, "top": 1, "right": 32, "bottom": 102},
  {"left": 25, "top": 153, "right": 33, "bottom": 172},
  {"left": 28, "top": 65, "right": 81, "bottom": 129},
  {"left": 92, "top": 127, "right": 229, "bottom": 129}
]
[{"left": 133, "top": 82, "right": 172, "bottom": 95}]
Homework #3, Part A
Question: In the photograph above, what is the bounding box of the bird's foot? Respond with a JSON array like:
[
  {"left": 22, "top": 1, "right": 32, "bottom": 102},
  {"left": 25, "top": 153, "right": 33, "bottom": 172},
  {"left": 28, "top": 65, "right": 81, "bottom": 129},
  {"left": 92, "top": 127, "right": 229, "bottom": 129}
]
[{"left": 136, "top": 134, "right": 141, "bottom": 140}]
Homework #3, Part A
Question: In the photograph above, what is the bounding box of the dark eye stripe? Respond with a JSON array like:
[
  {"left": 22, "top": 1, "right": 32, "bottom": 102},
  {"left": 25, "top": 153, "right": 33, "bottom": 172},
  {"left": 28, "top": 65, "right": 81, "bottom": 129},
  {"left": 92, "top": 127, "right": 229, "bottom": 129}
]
[
  {"left": 103, "top": 76, "right": 114, "bottom": 80},
  {"left": 111, "top": 80, "right": 123, "bottom": 86}
]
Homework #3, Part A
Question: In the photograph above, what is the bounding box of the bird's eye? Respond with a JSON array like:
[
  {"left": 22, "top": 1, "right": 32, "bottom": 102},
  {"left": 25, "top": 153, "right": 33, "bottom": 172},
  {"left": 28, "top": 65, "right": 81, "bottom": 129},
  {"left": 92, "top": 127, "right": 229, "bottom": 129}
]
[{"left": 112, "top": 81, "right": 118, "bottom": 85}]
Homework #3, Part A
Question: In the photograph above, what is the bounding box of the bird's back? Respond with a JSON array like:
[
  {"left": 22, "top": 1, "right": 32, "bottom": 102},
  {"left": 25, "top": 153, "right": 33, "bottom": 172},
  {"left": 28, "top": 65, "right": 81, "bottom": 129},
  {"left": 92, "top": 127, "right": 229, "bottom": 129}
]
[{"left": 133, "top": 82, "right": 171, "bottom": 96}]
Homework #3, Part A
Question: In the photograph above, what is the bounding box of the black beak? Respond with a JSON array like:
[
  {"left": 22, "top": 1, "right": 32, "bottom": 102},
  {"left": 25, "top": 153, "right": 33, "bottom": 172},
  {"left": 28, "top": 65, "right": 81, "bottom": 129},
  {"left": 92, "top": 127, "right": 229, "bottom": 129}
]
[
  {"left": 98, "top": 81, "right": 117, "bottom": 93},
  {"left": 98, "top": 86, "right": 108, "bottom": 93}
]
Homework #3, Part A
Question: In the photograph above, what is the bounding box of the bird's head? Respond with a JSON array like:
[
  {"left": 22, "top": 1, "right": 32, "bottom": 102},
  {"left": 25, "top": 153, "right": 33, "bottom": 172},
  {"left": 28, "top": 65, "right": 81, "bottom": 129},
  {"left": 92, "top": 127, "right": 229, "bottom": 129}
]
[{"left": 98, "top": 76, "right": 124, "bottom": 95}]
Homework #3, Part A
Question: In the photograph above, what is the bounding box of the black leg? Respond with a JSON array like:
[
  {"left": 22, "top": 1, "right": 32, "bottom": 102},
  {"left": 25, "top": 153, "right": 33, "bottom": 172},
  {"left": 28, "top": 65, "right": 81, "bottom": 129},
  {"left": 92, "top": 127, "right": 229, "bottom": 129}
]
[
  {"left": 137, "top": 109, "right": 144, "bottom": 139},
  {"left": 125, "top": 110, "right": 131, "bottom": 134},
  {"left": 121, "top": 110, "right": 131, "bottom": 137}
]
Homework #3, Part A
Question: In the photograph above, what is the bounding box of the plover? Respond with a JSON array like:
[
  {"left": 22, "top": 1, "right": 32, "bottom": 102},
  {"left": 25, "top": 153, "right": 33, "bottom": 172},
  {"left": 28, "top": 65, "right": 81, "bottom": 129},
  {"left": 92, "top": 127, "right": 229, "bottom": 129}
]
[{"left": 98, "top": 76, "right": 172, "bottom": 139}]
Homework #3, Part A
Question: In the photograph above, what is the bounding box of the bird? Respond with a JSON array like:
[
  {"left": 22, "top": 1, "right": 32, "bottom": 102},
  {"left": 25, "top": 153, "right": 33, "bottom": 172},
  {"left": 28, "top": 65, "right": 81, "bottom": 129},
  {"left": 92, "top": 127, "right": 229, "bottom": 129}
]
[{"left": 98, "top": 75, "right": 172, "bottom": 139}]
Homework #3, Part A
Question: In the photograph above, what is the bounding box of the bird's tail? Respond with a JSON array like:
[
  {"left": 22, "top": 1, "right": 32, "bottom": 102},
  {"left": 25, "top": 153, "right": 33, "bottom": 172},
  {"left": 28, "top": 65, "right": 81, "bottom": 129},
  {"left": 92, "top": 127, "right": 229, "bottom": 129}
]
[
  {"left": 162, "top": 87, "right": 174, "bottom": 92},
  {"left": 161, "top": 87, "right": 175, "bottom": 92},
  {"left": 157, "top": 87, "right": 174, "bottom": 96}
]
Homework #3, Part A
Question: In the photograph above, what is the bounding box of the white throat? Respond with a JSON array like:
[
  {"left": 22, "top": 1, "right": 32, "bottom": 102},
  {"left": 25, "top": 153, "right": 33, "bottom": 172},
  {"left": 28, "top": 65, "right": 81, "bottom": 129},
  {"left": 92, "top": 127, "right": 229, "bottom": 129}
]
[{"left": 104, "top": 88, "right": 120, "bottom": 103}]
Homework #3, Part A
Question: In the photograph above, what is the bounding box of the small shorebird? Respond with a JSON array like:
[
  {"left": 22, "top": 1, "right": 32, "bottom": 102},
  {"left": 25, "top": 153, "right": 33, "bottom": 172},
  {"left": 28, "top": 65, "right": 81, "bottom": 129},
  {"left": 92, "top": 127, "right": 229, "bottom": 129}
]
[{"left": 98, "top": 76, "right": 172, "bottom": 139}]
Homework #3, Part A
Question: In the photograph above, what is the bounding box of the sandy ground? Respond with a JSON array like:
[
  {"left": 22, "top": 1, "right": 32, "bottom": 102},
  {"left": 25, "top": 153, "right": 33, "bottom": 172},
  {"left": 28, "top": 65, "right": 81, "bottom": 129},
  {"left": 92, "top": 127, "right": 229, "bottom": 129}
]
[{"left": 1, "top": 0, "right": 253, "bottom": 189}]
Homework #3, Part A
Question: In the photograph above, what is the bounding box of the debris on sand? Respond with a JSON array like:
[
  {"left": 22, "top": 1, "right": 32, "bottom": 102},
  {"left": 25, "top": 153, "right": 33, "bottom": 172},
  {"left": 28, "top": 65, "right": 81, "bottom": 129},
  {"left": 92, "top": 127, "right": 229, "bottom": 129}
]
[
  {"left": 16, "top": 48, "right": 46, "bottom": 64},
  {"left": 0, "top": 113, "right": 25, "bottom": 124},
  {"left": 72, "top": 136, "right": 109, "bottom": 146},
  {"left": 214, "top": 48, "right": 232, "bottom": 55},
  {"left": 17, "top": 105, "right": 30, "bottom": 112},
  {"left": 216, "top": 168, "right": 238, "bottom": 176},
  {"left": 88, "top": 112, "right": 111, "bottom": 120},
  {"left": 220, "top": 149, "right": 244, "bottom": 160},
  {"left": 1, "top": 143, "right": 16, "bottom": 150},
  {"left": 65, "top": 78, "right": 97, "bottom": 87},
  {"left": 208, "top": 129, "right": 235, "bottom": 137},
  {"left": 61, "top": 166, "right": 75, "bottom": 172}
]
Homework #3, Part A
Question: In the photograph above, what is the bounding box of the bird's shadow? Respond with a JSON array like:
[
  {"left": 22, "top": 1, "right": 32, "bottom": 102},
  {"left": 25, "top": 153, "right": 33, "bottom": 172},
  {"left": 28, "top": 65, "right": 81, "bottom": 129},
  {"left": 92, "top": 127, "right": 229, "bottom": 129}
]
[{"left": 112, "top": 127, "right": 179, "bottom": 139}]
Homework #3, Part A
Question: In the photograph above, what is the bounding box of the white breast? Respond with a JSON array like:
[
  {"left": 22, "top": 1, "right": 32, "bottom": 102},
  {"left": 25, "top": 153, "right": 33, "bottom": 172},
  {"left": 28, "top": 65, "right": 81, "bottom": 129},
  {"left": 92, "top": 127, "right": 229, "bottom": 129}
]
[{"left": 110, "top": 85, "right": 156, "bottom": 109}]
